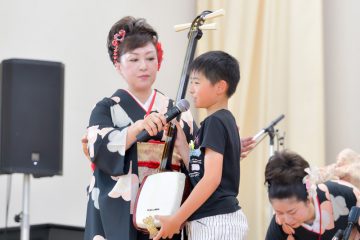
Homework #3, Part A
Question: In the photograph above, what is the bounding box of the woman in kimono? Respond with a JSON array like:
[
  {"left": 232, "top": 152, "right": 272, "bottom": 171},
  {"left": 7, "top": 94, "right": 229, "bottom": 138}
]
[
  {"left": 265, "top": 150, "right": 360, "bottom": 240},
  {"left": 83, "top": 16, "right": 195, "bottom": 240}
]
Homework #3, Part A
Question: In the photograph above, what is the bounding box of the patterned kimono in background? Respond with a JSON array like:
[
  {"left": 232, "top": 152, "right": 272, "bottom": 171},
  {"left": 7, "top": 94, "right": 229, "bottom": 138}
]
[
  {"left": 84, "top": 89, "right": 194, "bottom": 240},
  {"left": 266, "top": 180, "right": 360, "bottom": 240}
]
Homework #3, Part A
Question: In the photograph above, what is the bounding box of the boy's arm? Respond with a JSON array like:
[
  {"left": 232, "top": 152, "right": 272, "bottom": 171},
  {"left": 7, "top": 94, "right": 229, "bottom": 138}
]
[
  {"left": 173, "top": 121, "right": 190, "bottom": 168},
  {"left": 154, "top": 148, "right": 223, "bottom": 240}
]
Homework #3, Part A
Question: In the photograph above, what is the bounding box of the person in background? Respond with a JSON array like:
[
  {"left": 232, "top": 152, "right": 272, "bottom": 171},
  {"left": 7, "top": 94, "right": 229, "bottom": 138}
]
[
  {"left": 318, "top": 148, "right": 360, "bottom": 190},
  {"left": 264, "top": 150, "right": 360, "bottom": 240}
]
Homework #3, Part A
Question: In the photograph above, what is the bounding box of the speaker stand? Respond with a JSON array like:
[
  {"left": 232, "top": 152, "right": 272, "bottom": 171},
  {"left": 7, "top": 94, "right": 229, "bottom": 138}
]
[{"left": 21, "top": 174, "right": 31, "bottom": 240}]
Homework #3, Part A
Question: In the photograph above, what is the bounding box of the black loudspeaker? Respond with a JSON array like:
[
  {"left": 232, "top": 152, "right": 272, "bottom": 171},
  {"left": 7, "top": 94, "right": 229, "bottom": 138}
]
[{"left": 0, "top": 59, "right": 64, "bottom": 177}]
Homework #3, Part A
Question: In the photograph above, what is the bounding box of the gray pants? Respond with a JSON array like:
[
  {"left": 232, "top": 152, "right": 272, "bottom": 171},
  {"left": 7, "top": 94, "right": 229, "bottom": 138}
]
[{"left": 186, "top": 209, "right": 248, "bottom": 240}]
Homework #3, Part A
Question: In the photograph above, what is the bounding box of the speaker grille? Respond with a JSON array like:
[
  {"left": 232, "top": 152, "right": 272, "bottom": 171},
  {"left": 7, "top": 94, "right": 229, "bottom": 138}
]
[{"left": 0, "top": 59, "right": 64, "bottom": 177}]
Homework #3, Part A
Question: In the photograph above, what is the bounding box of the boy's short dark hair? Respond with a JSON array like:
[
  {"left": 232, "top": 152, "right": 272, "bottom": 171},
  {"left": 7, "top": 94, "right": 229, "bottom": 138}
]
[{"left": 189, "top": 51, "right": 240, "bottom": 97}]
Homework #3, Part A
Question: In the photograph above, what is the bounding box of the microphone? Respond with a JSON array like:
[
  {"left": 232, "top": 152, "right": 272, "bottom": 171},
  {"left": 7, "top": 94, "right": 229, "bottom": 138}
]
[
  {"left": 342, "top": 206, "right": 360, "bottom": 240},
  {"left": 252, "top": 114, "right": 285, "bottom": 141},
  {"left": 331, "top": 229, "right": 343, "bottom": 240},
  {"left": 136, "top": 99, "right": 190, "bottom": 142},
  {"left": 265, "top": 114, "right": 285, "bottom": 132}
]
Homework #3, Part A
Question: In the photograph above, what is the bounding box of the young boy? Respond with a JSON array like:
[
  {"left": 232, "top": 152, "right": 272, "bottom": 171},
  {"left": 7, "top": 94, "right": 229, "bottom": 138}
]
[{"left": 154, "top": 51, "right": 248, "bottom": 240}]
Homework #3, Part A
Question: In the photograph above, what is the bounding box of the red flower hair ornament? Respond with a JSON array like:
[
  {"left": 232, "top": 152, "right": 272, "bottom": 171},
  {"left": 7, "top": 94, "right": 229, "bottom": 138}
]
[
  {"left": 112, "top": 29, "right": 164, "bottom": 71},
  {"left": 156, "top": 41, "right": 163, "bottom": 71}
]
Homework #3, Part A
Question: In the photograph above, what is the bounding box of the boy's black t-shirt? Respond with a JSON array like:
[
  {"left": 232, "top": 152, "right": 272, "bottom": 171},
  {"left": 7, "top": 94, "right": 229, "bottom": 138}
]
[{"left": 188, "top": 109, "right": 241, "bottom": 221}]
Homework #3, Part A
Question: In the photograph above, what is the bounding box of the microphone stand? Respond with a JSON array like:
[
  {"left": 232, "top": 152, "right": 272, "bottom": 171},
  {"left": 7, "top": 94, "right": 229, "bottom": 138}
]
[
  {"left": 342, "top": 223, "right": 354, "bottom": 240},
  {"left": 250, "top": 114, "right": 285, "bottom": 224},
  {"left": 330, "top": 205, "right": 360, "bottom": 240},
  {"left": 331, "top": 229, "right": 343, "bottom": 240},
  {"left": 342, "top": 206, "right": 360, "bottom": 240},
  {"left": 252, "top": 114, "right": 285, "bottom": 157}
]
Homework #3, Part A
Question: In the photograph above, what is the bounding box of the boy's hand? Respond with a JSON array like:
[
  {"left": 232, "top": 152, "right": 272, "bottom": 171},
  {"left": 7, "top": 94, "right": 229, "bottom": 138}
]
[
  {"left": 173, "top": 121, "right": 191, "bottom": 167},
  {"left": 240, "top": 136, "right": 256, "bottom": 158},
  {"left": 153, "top": 215, "right": 181, "bottom": 240}
]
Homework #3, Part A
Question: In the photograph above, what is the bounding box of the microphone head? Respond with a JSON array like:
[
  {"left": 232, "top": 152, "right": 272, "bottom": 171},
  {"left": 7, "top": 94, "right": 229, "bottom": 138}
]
[
  {"left": 348, "top": 206, "right": 360, "bottom": 223},
  {"left": 176, "top": 99, "right": 190, "bottom": 112}
]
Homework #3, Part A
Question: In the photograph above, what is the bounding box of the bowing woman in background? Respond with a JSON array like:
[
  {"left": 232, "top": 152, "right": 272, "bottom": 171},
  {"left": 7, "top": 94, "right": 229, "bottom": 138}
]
[{"left": 264, "top": 150, "right": 360, "bottom": 240}]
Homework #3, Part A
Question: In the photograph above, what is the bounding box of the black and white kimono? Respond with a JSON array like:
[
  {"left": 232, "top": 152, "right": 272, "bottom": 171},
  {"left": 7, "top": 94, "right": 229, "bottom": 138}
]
[
  {"left": 266, "top": 180, "right": 360, "bottom": 240},
  {"left": 84, "top": 89, "right": 194, "bottom": 240}
]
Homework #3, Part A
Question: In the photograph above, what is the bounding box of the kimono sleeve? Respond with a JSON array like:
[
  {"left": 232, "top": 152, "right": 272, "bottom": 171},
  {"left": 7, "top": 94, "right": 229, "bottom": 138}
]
[
  {"left": 327, "top": 180, "right": 360, "bottom": 207},
  {"left": 87, "top": 98, "right": 130, "bottom": 176}
]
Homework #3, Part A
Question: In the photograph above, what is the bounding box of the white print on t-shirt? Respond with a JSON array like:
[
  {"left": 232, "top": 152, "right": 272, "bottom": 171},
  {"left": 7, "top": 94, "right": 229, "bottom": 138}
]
[
  {"left": 191, "top": 164, "right": 200, "bottom": 171},
  {"left": 189, "top": 172, "right": 200, "bottom": 178},
  {"left": 191, "top": 159, "right": 202, "bottom": 164}
]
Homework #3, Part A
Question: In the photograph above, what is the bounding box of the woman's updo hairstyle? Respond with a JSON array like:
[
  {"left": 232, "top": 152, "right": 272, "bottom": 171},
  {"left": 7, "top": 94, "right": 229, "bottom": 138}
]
[
  {"left": 264, "top": 150, "right": 310, "bottom": 202},
  {"left": 107, "top": 16, "right": 160, "bottom": 65}
]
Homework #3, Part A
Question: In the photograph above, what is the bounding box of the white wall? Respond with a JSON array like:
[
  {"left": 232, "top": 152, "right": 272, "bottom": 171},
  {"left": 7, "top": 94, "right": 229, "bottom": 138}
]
[
  {"left": 323, "top": 0, "right": 360, "bottom": 163},
  {"left": 0, "top": 0, "right": 195, "bottom": 228}
]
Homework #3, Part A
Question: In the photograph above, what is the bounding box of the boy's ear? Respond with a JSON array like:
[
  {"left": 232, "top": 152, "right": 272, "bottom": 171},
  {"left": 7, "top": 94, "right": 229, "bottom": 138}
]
[{"left": 216, "top": 80, "right": 228, "bottom": 95}]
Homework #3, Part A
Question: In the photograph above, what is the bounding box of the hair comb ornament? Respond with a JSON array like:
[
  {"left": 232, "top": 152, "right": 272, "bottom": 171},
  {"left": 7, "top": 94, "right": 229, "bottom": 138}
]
[
  {"left": 112, "top": 29, "right": 126, "bottom": 64},
  {"left": 302, "top": 167, "right": 320, "bottom": 198}
]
